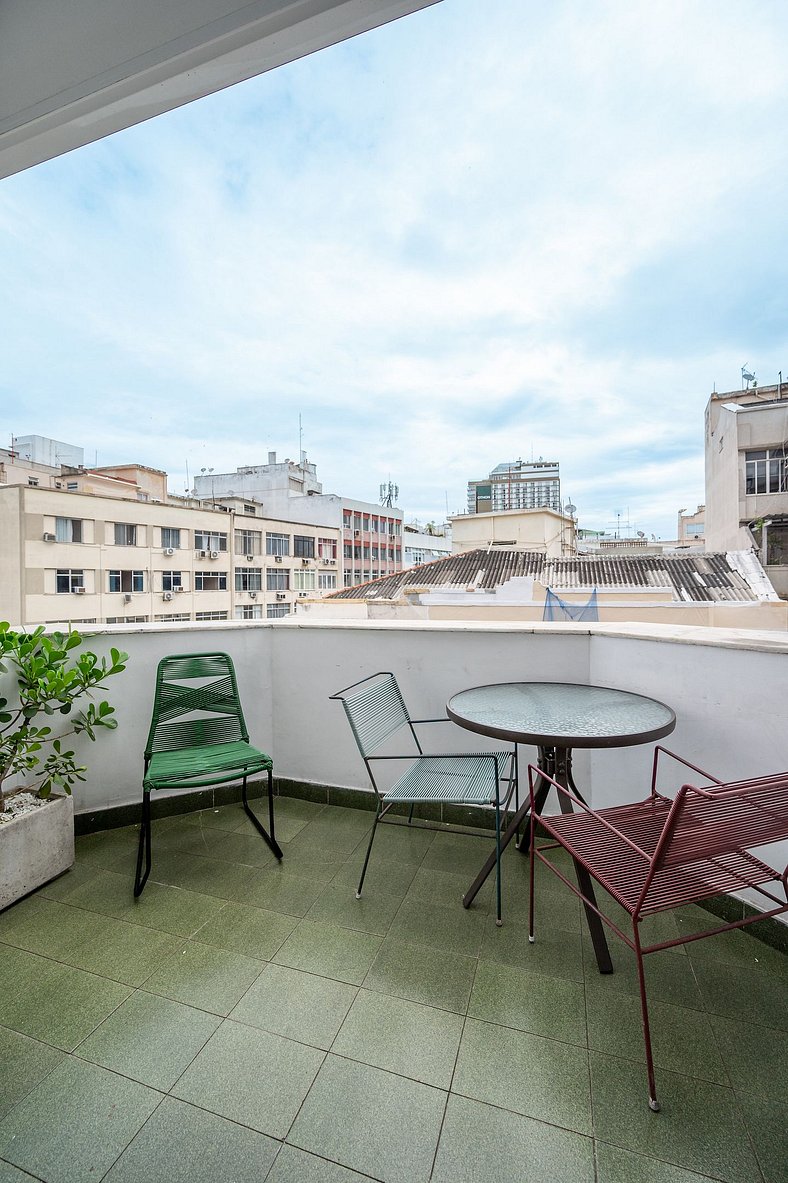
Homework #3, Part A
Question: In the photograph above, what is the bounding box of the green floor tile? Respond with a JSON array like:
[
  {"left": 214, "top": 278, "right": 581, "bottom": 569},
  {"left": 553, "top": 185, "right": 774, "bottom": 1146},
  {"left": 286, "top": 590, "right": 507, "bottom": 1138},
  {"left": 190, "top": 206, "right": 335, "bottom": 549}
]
[
  {"left": 432, "top": 1093, "right": 595, "bottom": 1183},
  {"left": 388, "top": 897, "right": 486, "bottom": 957},
  {"left": 103, "top": 1095, "right": 279, "bottom": 1183},
  {"left": 595, "top": 1143, "right": 718, "bottom": 1183},
  {"left": 692, "top": 957, "right": 788, "bottom": 1030},
  {"left": 332, "top": 989, "right": 463, "bottom": 1088},
  {"left": 0, "top": 1057, "right": 160, "bottom": 1183},
  {"left": 65, "top": 913, "right": 183, "bottom": 987},
  {"left": 480, "top": 915, "right": 585, "bottom": 981},
  {"left": 74, "top": 990, "right": 221, "bottom": 1090},
  {"left": 468, "top": 958, "right": 587, "bottom": 1045},
  {"left": 737, "top": 1092, "right": 788, "bottom": 1183},
  {"left": 265, "top": 1144, "right": 373, "bottom": 1182},
  {"left": 0, "top": 1161, "right": 39, "bottom": 1182},
  {"left": 231, "top": 963, "right": 356, "bottom": 1050},
  {"left": 0, "top": 945, "right": 132, "bottom": 1051},
  {"left": 453, "top": 1017, "right": 592, "bottom": 1135},
  {"left": 580, "top": 937, "right": 705, "bottom": 1011},
  {"left": 709, "top": 1013, "right": 788, "bottom": 1101},
  {"left": 242, "top": 869, "right": 327, "bottom": 917},
  {"left": 37, "top": 860, "right": 101, "bottom": 903},
  {"left": 172, "top": 1020, "right": 323, "bottom": 1138},
  {"left": 205, "top": 829, "right": 279, "bottom": 867},
  {"left": 177, "top": 803, "right": 252, "bottom": 832},
  {"left": 361, "top": 821, "right": 435, "bottom": 866},
  {"left": 404, "top": 865, "right": 492, "bottom": 911},
  {"left": 589, "top": 1051, "right": 762, "bottom": 1182},
  {"left": 585, "top": 986, "right": 726, "bottom": 1083},
  {"left": 272, "top": 838, "right": 349, "bottom": 883},
  {"left": 0, "top": 895, "right": 102, "bottom": 961},
  {"left": 273, "top": 796, "right": 328, "bottom": 822},
  {"left": 0, "top": 1028, "right": 65, "bottom": 1119},
  {"left": 363, "top": 937, "right": 477, "bottom": 1013},
  {"left": 149, "top": 850, "right": 259, "bottom": 900},
  {"left": 192, "top": 902, "right": 297, "bottom": 959},
  {"left": 74, "top": 826, "right": 141, "bottom": 871},
  {"left": 306, "top": 883, "right": 402, "bottom": 935},
  {"left": 421, "top": 831, "right": 497, "bottom": 879},
  {"left": 273, "top": 921, "right": 382, "bottom": 986},
  {"left": 332, "top": 853, "right": 419, "bottom": 898},
  {"left": 143, "top": 941, "right": 263, "bottom": 1014},
  {"left": 288, "top": 1054, "right": 446, "bottom": 1183}
]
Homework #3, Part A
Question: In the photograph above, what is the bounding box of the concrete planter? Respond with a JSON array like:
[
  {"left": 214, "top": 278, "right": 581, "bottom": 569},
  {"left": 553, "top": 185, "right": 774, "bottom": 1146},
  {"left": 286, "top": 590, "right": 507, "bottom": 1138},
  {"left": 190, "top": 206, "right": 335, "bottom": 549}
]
[{"left": 0, "top": 794, "right": 75, "bottom": 912}]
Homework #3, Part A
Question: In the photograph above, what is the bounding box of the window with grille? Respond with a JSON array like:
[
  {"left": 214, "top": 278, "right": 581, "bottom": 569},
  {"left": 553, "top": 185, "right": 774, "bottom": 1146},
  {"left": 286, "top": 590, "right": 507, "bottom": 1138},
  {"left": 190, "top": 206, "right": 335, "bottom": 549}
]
[
  {"left": 293, "top": 535, "right": 315, "bottom": 558},
  {"left": 55, "top": 517, "right": 83, "bottom": 543},
  {"left": 161, "top": 527, "right": 181, "bottom": 548},
  {"left": 114, "top": 523, "right": 137, "bottom": 546},
  {"left": 235, "top": 567, "right": 262, "bottom": 591},
  {"left": 235, "top": 529, "right": 262, "bottom": 555},
  {"left": 267, "top": 604, "right": 290, "bottom": 618},
  {"left": 266, "top": 568, "right": 289, "bottom": 591},
  {"left": 194, "top": 530, "right": 228, "bottom": 551},
  {"left": 108, "top": 570, "right": 144, "bottom": 593},
  {"left": 56, "top": 569, "right": 84, "bottom": 593},
  {"left": 194, "top": 570, "right": 227, "bottom": 591},
  {"left": 266, "top": 532, "right": 290, "bottom": 556}
]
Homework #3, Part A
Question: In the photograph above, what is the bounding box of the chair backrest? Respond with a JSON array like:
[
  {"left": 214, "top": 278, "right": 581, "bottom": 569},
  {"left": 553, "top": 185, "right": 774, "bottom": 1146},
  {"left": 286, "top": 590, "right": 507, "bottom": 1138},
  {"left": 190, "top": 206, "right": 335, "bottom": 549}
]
[
  {"left": 145, "top": 652, "right": 249, "bottom": 757},
  {"left": 656, "top": 772, "right": 788, "bottom": 869},
  {"left": 330, "top": 672, "right": 412, "bottom": 758}
]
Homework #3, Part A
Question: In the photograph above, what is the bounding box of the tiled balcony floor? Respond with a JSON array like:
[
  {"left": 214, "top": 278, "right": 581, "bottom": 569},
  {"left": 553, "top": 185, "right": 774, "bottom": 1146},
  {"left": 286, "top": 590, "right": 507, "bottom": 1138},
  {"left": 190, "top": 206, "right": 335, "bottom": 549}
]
[{"left": 0, "top": 795, "right": 786, "bottom": 1183}]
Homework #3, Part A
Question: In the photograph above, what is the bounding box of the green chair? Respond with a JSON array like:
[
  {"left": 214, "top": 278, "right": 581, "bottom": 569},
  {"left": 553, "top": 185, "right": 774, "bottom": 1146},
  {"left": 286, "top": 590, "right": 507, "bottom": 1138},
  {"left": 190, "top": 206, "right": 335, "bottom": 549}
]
[
  {"left": 134, "top": 652, "right": 282, "bottom": 897},
  {"left": 330, "top": 672, "right": 517, "bottom": 924}
]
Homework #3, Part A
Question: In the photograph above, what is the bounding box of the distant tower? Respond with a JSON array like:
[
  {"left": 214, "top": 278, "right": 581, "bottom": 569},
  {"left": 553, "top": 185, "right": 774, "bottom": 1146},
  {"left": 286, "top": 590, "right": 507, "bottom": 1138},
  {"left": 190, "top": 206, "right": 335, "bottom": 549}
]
[{"left": 380, "top": 481, "right": 399, "bottom": 508}]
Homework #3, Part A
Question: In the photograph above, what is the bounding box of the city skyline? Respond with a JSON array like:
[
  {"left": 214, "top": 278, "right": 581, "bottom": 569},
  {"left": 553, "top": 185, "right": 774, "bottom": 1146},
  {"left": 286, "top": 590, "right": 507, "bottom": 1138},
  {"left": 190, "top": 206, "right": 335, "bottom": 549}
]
[{"left": 2, "top": 0, "right": 787, "bottom": 538}]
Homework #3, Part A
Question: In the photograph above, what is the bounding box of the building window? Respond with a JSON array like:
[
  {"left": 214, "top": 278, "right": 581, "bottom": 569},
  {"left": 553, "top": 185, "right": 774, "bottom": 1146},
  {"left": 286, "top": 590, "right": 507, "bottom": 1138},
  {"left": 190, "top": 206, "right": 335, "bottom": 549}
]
[
  {"left": 317, "top": 537, "right": 337, "bottom": 560},
  {"left": 266, "top": 568, "right": 289, "bottom": 591},
  {"left": 266, "top": 532, "right": 290, "bottom": 556},
  {"left": 28, "top": 477, "right": 39, "bottom": 487},
  {"left": 154, "top": 612, "right": 191, "bottom": 621},
  {"left": 243, "top": 504, "right": 257, "bottom": 516},
  {"left": 685, "top": 524, "right": 705, "bottom": 537},
  {"left": 343, "top": 511, "right": 352, "bottom": 529},
  {"left": 106, "top": 615, "right": 148, "bottom": 624},
  {"left": 266, "top": 604, "right": 290, "bottom": 618},
  {"left": 235, "top": 528, "right": 262, "bottom": 555},
  {"left": 114, "top": 523, "right": 137, "bottom": 546},
  {"left": 293, "top": 569, "right": 316, "bottom": 591},
  {"left": 55, "top": 517, "right": 83, "bottom": 543},
  {"left": 293, "top": 535, "right": 315, "bottom": 558},
  {"left": 344, "top": 543, "right": 353, "bottom": 559},
  {"left": 56, "top": 569, "right": 84, "bottom": 593},
  {"left": 66, "top": 482, "right": 78, "bottom": 491},
  {"left": 194, "top": 530, "right": 228, "bottom": 552},
  {"left": 344, "top": 572, "right": 352, "bottom": 587},
  {"left": 235, "top": 567, "right": 262, "bottom": 591},
  {"left": 162, "top": 570, "right": 183, "bottom": 592},
  {"left": 318, "top": 573, "right": 337, "bottom": 590},
  {"left": 235, "top": 604, "right": 263, "bottom": 620},
  {"left": 194, "top": 570, "right": 227, "bottom": 591},
  {"left": 745, "top": 448, "right": 788, "bottom": 495},
  {"left": 161, "top": 527, "right": 181, "bottom": 549},
  {"left": 195, "top": 611, "right": 228, "bottom": 620},
  {"left": 108, "top": 570, "right": 144, "bottom": 593}
]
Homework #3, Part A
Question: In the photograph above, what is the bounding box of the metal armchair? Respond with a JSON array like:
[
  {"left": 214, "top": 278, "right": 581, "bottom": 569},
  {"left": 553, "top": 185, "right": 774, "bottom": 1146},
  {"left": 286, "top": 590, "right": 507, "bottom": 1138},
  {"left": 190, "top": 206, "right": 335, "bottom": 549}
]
[
  {"left": 134, "top": 652, "right": 282, "bottom": 897},
  {"left": 330, "top": 672, "right": 517, "bottom": 924},
  {"left": 528, "top": 745, "right": 788, "bottom": 1110}
]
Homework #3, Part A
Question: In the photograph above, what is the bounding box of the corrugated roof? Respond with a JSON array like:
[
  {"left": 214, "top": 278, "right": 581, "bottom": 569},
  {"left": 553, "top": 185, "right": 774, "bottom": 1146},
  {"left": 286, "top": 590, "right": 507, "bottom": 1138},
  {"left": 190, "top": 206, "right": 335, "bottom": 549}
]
[{"left": 329, "top": 549, "right": 775, "bottom": 603}]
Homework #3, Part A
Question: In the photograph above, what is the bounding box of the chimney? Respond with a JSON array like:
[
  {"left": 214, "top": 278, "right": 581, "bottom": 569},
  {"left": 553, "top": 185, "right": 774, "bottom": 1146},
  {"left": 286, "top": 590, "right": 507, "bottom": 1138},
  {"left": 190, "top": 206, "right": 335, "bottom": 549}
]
[{"left": 268, "top": 451, "right": 276, "bottom": 465}]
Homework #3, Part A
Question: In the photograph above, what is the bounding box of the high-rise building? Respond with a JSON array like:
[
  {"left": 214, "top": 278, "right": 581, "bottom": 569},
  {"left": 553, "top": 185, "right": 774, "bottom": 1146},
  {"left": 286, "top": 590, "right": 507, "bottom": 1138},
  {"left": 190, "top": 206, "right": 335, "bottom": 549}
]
[{"left": 467, "top": 460, "right": 561, "bottom": 515}]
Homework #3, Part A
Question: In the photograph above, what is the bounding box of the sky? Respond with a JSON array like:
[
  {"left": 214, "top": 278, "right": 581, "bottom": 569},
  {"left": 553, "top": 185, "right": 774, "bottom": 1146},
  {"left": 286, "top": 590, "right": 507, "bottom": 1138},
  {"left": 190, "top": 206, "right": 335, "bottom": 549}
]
[{"left": 2, "top": 0, "right": 787, "bottom": 539}]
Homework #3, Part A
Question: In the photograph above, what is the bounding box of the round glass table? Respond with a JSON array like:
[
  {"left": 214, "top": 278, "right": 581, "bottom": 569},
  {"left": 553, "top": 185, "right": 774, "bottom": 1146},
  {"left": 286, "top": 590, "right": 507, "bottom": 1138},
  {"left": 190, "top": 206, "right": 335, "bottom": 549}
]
[{"left": 447, "top": 682, "right": 676, "bottom": 972}]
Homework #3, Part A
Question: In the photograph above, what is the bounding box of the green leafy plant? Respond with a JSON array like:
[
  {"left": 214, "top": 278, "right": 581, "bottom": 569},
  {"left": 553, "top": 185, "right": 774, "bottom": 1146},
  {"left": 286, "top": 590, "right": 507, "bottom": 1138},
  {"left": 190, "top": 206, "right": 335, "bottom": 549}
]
[{"left": 0, "top": 623, "right": 127, "bottom": 810}]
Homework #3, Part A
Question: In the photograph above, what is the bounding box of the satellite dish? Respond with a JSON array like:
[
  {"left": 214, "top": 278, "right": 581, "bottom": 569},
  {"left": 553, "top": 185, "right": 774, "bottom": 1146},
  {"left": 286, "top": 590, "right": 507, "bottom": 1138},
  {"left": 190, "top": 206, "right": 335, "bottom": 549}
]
[
  {"left": 637, "top": 530, "right": 645, "bottom": 538},
  {"left": 565, "top": 501, "right": 576, "bottom": 516}
]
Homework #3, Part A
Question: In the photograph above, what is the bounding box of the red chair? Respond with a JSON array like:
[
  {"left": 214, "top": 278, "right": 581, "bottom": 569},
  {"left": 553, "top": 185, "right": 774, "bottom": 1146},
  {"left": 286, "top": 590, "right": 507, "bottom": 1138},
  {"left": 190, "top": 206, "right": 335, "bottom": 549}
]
[{"left": 528, "top": 747, "right": 788, "bottom": 1111}]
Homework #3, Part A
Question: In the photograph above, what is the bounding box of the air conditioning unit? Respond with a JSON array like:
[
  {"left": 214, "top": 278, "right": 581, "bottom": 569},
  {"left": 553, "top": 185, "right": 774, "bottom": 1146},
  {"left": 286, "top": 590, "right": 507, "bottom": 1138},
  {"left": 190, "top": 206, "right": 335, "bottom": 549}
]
[
  {"left": 174, "top": 586, "right": 185, "bottom": 593},
  {"left": 326, "top": 558, "right": 336, "bottom": 565},
  {"left": 43, "top": 533, "right": 56, "bottom": 542},
  {"left": 245, "top": 555, "right": 254, "bottom": 563},
  {"left": 124, "top": 593, "right": 133, "bottom": 604},
  {"left": 298, "top": 592, "right": 307, "bottom": 598},
  {"left": 163, "top": 547, "right": 175, "bottom": 557},
  {"left": 274, "top": 555, "right": 283, "bottom": 563},
  {"left": 209, "top": 550, "right": 220, "bottom": 560},
  {"left": 249, "top": 591, "right": 257, "bottom": 600},
  {"left": 74, "top": 587, "right": 86, "bottom": 595},
  {"left": 199, "top": 550, "right": 208, "bottom": 558},
  {"left": 276, "top": 593, "right": 286, "bottom": 601},
  {"left": 301, "top": 558, "right": 309, "bottom": 566},
  {"left": 163, "top": 591, "right": 174, "bottom": 601}
]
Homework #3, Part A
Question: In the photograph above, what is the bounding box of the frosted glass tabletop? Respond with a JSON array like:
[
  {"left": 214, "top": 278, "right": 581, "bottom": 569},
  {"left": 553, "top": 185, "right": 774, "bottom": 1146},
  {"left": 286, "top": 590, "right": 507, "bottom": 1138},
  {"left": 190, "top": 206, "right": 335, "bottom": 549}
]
[{"left": 447, "top": 682, "right": 675, "bottom": 749}]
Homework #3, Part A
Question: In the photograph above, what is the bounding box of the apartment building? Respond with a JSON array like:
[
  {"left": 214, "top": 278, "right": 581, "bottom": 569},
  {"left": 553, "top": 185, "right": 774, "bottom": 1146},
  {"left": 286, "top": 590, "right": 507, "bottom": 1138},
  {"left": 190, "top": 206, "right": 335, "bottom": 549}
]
[
  {"left": 705, "top": 382, "right": 788, "bottom": 596},
  {"left": 467, "top": 459, "right": 561, "bottom": 515},
  {"left": 0, "top": 459, "right": 340, "bottom": 626},
  {"left": 193, "top": 452, "right": 403, "bottom": 588}
]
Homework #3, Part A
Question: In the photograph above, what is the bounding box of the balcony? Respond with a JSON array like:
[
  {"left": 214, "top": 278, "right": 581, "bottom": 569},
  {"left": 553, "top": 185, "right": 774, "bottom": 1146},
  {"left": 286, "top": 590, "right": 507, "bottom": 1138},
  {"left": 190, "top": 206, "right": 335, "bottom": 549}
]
[{"left": 0, "top": 619, "right": 786, "bottom": 1181}]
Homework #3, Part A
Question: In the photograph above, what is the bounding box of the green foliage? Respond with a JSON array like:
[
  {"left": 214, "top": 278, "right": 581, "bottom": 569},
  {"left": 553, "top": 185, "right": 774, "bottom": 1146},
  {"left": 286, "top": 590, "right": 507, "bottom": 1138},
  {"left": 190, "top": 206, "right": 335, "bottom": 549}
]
[{"left": 0, "top": 623, "right": 127, "bottom": 807}]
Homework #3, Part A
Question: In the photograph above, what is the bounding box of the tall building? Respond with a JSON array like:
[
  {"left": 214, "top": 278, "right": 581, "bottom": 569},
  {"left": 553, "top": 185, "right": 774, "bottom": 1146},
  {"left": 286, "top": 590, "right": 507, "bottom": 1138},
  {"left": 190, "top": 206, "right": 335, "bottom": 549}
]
[
  {"left": 193, "top": 453, "right": 403, "bottom": 588},
  {"left": 0, "top": 442, "right": 340, "bottom": 625},
  {"left": 467, "top": 460, "right": 561, "bottom": 515},
  {"left": 705, "top": 382, "right": 788, "bottom": 597}
]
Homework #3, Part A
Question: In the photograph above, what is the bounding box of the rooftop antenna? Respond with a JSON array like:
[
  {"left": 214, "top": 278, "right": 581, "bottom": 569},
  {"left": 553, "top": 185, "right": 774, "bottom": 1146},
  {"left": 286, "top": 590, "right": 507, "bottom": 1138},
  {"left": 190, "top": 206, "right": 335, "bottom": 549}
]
[
  {"left": 380, "top": 480, "right": 399, "bottom": 508},
  {"left": 298, "top": 413, "right": 304, "bottom": 463},
  {"left": 741, "top": 364, "right": 757, "bottom": 390}
]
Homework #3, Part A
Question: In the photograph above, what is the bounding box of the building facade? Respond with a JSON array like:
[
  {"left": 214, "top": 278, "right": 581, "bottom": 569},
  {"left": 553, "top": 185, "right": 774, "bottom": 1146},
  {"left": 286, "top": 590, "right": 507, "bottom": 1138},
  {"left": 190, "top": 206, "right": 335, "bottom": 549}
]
[
  {"left": 193, "top": 452, "right": 403, "bottom": 588},
  {"left": 467, "top": 459, "right": 561, "bottom": 515},
  {"left": 450, "top": 508, "right": 575, "bottom": 557},
  {"left": 705, "top": 383, "right": 788, "bottom": 596},
  {"left": 402, "top": 524, "right": 452, "bottom": 568},
  {"left": 0, "top": 447, "right": 340, "bottom": 625}
]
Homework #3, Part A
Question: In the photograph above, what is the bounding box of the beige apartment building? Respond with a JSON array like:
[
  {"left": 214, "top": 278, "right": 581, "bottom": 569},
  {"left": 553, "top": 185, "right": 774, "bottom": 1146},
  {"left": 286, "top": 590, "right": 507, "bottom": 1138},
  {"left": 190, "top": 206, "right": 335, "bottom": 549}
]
[{"left": 0, "top": 464, "right": 340, "bottom": 627}]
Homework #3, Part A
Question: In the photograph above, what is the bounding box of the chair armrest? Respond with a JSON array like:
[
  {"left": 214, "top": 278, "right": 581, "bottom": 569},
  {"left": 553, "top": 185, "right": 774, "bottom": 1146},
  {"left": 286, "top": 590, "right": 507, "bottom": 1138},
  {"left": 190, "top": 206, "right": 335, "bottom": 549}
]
[
  {"left": 651, "top": 745, "right": 723, "bottom": 795},
  {"left": 409, "top": 718, "right": 453, "bottom": 725},
  {"left": 527, "top": 762, "right": 654, "bottom": 862}
]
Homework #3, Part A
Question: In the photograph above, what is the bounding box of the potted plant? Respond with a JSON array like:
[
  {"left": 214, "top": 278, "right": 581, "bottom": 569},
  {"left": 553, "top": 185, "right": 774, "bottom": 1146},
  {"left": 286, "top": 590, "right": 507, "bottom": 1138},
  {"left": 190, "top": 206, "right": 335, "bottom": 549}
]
[{"left": 0, "top": 623, "right": 127, "bottom": 910}]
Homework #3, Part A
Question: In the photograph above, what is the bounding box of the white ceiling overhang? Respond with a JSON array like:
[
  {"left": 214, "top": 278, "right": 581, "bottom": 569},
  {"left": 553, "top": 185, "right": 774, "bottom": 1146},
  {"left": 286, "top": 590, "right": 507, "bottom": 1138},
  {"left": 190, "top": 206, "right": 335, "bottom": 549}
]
[{"left": 0, "top": 0, "right": 439, "bottom": 180}]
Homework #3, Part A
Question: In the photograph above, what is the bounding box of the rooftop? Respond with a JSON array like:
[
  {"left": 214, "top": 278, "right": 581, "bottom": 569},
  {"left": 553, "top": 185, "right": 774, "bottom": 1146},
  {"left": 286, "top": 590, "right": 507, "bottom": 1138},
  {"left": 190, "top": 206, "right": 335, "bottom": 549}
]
[{"left": 1, "top": 792, "right": 785, "bottom": 1182}]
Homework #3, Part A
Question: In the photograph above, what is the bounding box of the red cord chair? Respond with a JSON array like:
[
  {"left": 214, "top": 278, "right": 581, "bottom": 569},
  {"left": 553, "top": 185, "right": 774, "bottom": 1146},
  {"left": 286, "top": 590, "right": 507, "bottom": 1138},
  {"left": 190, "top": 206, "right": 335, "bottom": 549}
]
[{"left": 528, "top": 746, "right": 788, "bottom": 1111}]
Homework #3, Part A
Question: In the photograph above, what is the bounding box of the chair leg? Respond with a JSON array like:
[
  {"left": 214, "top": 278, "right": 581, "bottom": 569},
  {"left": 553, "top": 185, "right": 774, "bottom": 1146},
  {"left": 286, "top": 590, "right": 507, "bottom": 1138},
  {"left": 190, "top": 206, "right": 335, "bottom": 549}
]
[
  {"left": 528, "top": 807, "right": 536, "bottom": 943},
  {"left": 243, "top": 771, "right": 283, "bottom": 860},
  {"left": 494, "top": 793, "right": 503, "bottom": 926},
  {"left": 134, "top": 790, "right": 152, "bottom": 898},
  {"left": 357, "top": 801, "right": 382, "bottom": 898},
  {"left": 634, "top": 929, "right": 660, "bottom": 1111}
]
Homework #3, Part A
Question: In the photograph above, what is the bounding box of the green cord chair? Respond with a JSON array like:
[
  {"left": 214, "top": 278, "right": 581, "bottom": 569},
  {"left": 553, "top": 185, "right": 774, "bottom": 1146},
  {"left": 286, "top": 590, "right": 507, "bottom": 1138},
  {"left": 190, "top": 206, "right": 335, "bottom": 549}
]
[
  {"left": 134, "top": 652, "right": 282, "bottom": 897},
  {"left": 330, "top": 672, "right": 518, "bottom": 924}
]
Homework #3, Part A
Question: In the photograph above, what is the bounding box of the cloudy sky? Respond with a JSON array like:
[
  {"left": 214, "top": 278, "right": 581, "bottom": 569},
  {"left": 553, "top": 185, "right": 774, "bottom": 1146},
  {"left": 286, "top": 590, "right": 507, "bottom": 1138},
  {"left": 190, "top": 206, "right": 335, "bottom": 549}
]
[{"left": 2, "top": 0, "right": 787, "bottom": 537}]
